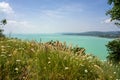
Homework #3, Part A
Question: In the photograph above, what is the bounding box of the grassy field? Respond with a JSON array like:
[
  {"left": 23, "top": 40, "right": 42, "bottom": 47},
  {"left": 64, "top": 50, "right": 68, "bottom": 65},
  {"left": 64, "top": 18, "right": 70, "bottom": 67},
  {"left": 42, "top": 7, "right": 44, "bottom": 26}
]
[{"left": 0, "top": 37, "right": 120, "bottom": 80}]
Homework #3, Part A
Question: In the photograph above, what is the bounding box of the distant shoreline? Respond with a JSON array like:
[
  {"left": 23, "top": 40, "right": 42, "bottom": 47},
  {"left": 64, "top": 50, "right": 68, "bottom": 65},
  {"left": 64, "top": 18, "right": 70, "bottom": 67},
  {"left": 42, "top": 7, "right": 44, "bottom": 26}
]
[{"left": 62, "top": 31, "right": 120, "bottom": 39}]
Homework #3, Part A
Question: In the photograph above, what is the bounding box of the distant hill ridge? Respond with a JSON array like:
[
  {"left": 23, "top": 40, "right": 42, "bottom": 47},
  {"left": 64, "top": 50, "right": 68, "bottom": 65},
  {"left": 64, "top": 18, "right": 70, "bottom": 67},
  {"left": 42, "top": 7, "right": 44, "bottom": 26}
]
[{"left": 62, "top": 31, "right": 120, "bottom": 38}]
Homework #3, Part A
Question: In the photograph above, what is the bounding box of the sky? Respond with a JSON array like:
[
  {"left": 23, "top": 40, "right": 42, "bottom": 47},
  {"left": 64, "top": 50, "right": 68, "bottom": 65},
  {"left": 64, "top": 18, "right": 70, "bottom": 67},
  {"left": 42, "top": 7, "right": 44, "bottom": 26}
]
[{"left": 0, "top": 0, "right": 120, "bottom": 34}]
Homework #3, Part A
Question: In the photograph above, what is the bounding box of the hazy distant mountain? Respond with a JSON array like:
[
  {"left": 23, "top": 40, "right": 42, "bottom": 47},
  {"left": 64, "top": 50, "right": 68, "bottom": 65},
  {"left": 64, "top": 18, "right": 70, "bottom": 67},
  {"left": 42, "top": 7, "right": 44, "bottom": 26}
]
[{"left": 62, "top": 31, "right": 120, "bottom": 38}]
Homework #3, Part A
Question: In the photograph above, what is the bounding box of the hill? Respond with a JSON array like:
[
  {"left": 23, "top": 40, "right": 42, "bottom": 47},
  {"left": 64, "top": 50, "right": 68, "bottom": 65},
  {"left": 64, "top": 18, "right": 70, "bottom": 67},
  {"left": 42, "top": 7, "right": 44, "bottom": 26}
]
[
  {"left": 63, "top": 31, "right": 120, "bottom": 38},
  {"left": 0, "top": 37, "right": 120, "bottom": 79}
]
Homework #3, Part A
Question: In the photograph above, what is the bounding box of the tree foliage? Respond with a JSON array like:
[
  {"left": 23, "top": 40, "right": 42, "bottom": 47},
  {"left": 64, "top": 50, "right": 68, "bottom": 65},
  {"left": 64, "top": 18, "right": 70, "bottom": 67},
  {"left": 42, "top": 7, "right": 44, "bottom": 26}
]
[
  {"left": 1, "top": 19, "right": 7, "bottom": 25},
  {"left": 106, "top": 39, "right": 120, "bottom": 64},
  {"left": 0, "top": 19, "right": 7, "bottom": 37},
  {"left": 106, "top": 0, "right": 120, "bottom": 26}
]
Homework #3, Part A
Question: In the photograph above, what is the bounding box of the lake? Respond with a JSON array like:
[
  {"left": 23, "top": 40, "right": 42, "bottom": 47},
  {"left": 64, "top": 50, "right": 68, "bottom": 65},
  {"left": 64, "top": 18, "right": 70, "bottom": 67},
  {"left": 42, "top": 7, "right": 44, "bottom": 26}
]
[{"left": 8, "top": 34, "right": 113, "bottom": 60}]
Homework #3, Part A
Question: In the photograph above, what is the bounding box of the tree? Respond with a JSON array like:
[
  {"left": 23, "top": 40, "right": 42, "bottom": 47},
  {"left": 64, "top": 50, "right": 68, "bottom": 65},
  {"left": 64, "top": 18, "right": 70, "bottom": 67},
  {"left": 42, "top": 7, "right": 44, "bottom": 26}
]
[
  {"left": 1, "top": 19, "right": 7, "bottom": 25},
  {"left": 106, "top": 0, "right": 120, "bottom": 26},
  {"left": 0, "top": 19, "right": 7, "bottom": 37},
  {"left": 106, "top": 0, "right": 120, "bottom": 64},
  {"left": 106, "top": 39, "right": 120, "bottom": 64}
]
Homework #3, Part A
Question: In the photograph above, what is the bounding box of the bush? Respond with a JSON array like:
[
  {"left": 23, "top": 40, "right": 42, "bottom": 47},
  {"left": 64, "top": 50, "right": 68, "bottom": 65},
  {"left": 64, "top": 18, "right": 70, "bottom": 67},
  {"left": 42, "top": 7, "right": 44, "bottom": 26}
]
[{"left": 106, "top": 39, "right": 120, "bottom": 64}]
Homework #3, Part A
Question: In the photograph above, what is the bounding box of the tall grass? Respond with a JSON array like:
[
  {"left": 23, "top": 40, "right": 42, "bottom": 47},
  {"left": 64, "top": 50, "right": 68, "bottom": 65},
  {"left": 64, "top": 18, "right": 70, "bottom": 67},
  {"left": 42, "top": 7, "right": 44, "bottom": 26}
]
[{"left": 0, "top": 37, "right": 120, "bottom": 80}]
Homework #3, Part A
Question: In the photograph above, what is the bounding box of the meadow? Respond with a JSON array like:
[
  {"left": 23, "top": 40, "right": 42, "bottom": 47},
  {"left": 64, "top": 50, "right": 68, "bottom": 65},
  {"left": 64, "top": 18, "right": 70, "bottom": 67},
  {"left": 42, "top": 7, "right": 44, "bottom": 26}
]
[{"left": 0, "top": 37, "right": 120, "bottom": 80}]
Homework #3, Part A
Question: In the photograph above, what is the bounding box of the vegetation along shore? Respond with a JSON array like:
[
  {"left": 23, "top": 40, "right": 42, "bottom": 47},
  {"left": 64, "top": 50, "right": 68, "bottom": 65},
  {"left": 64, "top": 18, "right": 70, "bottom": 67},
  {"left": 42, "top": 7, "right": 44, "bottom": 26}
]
[{"left": 0, "top": 37, "right": 120, "bottom": 80}]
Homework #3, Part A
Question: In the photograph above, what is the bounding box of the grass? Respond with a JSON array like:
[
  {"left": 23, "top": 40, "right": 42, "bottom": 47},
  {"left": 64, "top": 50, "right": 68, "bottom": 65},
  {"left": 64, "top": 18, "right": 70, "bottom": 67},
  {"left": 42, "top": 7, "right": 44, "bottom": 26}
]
[{"left": 0, "top": 37, "right": 120, "bottom": 80}]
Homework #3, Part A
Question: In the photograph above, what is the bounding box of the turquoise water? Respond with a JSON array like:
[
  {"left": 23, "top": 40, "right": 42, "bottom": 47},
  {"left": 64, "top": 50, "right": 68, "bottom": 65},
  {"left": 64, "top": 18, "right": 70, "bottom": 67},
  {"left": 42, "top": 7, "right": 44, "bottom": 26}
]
[{"left": 9, "top": 34, "right": 113, "bottom": 60}]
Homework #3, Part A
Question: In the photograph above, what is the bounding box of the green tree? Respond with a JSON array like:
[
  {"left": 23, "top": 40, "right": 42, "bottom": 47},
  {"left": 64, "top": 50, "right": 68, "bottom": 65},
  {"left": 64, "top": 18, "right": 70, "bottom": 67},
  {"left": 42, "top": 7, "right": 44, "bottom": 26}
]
[
  {"left": 0, "top": 19, "right": 7, "bottom": 37},
  {"left": 106, "top": 39, "right": 120, "bottom": 64},
  {"left": 106, "top": 0, "right": 120, "bottom": 26},
  {"left": 106, "top": 0, "right": 120, "bottom": 64},
  {"left": 1, "top": 19, "right": 7, "bottom": 25}
]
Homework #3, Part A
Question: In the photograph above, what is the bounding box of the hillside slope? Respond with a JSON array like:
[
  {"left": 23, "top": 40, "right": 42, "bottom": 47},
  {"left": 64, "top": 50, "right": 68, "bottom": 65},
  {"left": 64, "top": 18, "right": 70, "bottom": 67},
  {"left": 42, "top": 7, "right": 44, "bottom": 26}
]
[{"left": 0, "top": 37, "right": 120, "bottom": 80}]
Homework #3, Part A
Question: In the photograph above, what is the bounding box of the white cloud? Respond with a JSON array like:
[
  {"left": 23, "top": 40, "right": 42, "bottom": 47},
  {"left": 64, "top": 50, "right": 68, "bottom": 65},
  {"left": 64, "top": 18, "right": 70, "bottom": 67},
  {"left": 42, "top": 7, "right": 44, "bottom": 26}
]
[
  {"left": 4, "top": 20, "right": 36, "bottom": 34},
  {"left": 8, "top": 20, "right": 28, "bottom": 26},
  {"left": 102, "top": 18, "right": 119, "bottom": 25},
  {"left": 39, "top": 4, "right": 83, "bottom": 19},
  {"left": 0, "top": 1, "right": 14, "bottom": 14},
  {"left": 58, "top": 4, "right": 83, "bottom": 12},
  {"left": 101, "top": 18, "right": 113, "bottom": 24},
  {"left": 104, "top": 18, "right": 111, "bottom": 24}
]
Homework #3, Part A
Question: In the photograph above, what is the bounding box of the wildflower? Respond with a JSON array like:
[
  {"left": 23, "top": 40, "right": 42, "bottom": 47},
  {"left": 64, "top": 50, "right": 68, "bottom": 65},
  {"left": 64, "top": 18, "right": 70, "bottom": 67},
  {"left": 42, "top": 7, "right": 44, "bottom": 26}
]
[
  {"left": 18, "top": 48, "right": 24, "bottom": 50},
  {"left": 94, "top": 65, "right": 103, "bottom": 73},
  {"left": 31, "top": 48, "right": 35, "bottom": 52},
  {"left": 1, "top": 52, "right": 6, "bottom": 54},
  {"left": 80, "top": 64, "right": 84, "bottom": 66},
  {"left": 65, "top": 67, "right": 69, "bottom": 70},
  {"left": 15, "top": 68, "right": 18, "bottom": 71},
  {"left": 84, "top": 69, "right": 88, "bottom": 73},
  {"left": 1, "top": 48, "right": 5, "bottom": 51},
  {"left": 1, "top": 54, "right": 5, "bottom": 57},
  {"left": 87, "top": 56, "right": 92, "bottom": 59},
  {"left": 48, "top": 57, "right": 51, "bottom": 60},
  {"left": 23, "top": 77, "right": 25, "bottom": 79},
  {"left": 110, "top": 63, "right": 113, "bottom": 67},
  {"left": 16, "top": 60, "right": 21, "bottom": 62},
  {"left": 48, "top": 61, "right": 51, "bottom": 64},
  {"left": 8, "top": 54, "right": 12, "bottom": 56},
  {"left": 1, "top": 46, "right": 5, "bottom": 48},
  {"left": 113, "top": 72, "right": 116, "bottom": 74},
  {"left": 116, "top": 65, "right": 118, "bottom": 68}
]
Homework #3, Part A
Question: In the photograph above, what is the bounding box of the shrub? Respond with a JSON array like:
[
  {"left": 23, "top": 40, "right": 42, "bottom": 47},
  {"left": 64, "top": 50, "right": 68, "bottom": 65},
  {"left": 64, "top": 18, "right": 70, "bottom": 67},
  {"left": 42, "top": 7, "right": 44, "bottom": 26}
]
[{"left": 106, "top": 39, "right": 120, "bottom": 64}]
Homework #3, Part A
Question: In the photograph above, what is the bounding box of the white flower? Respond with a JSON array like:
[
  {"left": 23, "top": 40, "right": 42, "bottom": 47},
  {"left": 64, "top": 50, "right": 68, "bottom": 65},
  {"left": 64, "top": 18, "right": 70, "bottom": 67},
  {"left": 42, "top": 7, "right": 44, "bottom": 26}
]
[
  {"left": 8, "top": 54, "right": 12, "bottom": 56},
  {"left": 87, "top": 56, "right": 92, "bottom": 59},
  {"left": 65, "top": 67, "right": 69, "bottom": 70},
  {"left": 16, "top": 60, "right": 21, "bottom": 62},
  {"left": 1, "top": 46, "right": 5, "bottom": 48},
  {"left": 114, "top": 72, "right": 116, "bottom": 74},
  {"left": 1, "top": 54, "right": 5, "bottom": 57},
  {"left": 48, "top": 61, "right": 51, "bottom": 64},
  {"left": 84, "top": 69, "right": 88, "bottom": 73},
  {"left": 23, "top": 77, "right": 25, "bottom": 79},
  {"left": 15, "top": 68, "right": 18, "bottom": 71}
]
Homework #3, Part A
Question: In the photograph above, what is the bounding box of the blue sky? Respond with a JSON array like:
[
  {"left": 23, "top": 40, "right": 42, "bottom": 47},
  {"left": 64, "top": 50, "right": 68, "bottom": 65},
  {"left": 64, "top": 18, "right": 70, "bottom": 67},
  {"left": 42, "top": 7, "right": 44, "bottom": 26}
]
[{"left": 0, "top": 0, "right": 119, "bottom": 33}]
